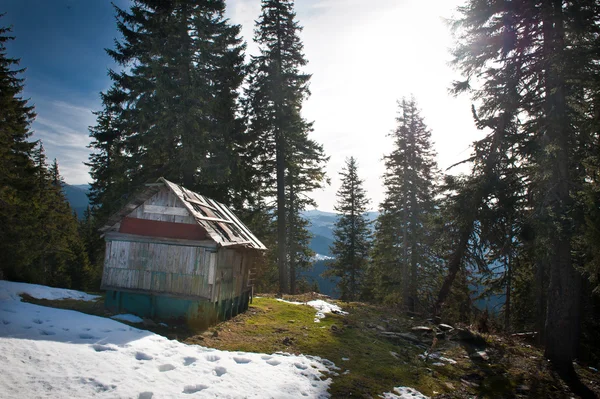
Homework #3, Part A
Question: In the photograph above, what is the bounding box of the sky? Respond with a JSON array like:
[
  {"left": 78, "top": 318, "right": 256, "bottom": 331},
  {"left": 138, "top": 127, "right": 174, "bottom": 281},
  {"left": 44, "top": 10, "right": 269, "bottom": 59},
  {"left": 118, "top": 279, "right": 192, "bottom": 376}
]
[{"left": 3, "top": 0, "right": 482, "bottom": 212}]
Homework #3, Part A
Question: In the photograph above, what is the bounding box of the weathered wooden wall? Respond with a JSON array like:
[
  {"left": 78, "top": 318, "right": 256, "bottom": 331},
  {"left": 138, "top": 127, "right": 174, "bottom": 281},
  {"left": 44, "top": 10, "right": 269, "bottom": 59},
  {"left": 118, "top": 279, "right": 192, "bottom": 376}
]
[
  {"left": 129, "top": 187, "right": 196, "bottom": 224},
  {"left": 211, "top": 248, "right": 252, "bottom": 303},
  {"left": 102, "top": 237, "right": 217, "bottom": 299}
]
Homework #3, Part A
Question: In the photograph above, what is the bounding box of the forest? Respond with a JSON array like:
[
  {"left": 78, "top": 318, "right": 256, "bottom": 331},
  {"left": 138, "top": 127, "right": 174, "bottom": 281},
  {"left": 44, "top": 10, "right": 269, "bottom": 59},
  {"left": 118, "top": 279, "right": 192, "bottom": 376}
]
[{"left": 1, "top": 0, "right": 600, "bottom": 393}]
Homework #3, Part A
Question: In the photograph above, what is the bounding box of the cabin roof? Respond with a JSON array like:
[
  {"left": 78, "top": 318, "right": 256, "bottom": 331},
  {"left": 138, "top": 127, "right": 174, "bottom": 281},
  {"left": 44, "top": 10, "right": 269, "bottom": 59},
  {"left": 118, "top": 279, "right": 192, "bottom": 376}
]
[{"left": 100, "top": 178, "right": 267, "bottom": 251}]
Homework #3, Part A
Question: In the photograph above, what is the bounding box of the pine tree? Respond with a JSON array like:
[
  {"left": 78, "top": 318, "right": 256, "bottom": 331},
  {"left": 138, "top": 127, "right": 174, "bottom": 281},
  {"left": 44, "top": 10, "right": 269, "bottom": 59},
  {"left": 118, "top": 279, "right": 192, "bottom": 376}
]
[
  {"left": 446, "top": 0, "right": 600, "bottom": 375},
  {"left": 326, "top": 157, "right": 371, "bottom": 301},
  {"left": 245, "top": 0, "right": 327, "bottom": 294},
  {"left": 371, "top": 97, "right": 438, "bottom": 311},
  {"left": 89, "top": 0, "right": 247, "bottom": 220},
  {"left": 0, "top": 19, "right": 38, "bottom": 280}
]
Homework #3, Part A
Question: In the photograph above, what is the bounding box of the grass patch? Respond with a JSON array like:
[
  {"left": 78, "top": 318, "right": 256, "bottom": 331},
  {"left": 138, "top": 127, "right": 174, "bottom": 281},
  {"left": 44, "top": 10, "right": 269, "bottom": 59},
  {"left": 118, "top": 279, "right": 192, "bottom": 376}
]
[{"left": 184, "top": 297, "right": 457, "bottom": 398}]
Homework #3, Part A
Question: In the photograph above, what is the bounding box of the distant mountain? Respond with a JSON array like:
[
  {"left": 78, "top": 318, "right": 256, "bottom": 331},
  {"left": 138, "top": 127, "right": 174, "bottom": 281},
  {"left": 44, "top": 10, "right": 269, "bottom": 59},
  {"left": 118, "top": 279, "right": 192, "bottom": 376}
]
[
  {"left": 63, "top": 184, "right": 90, "bottom": 218},
  {"left": 300, "top": 259, "right": 339, "bottom": 298},
  {"left": 301, "top": 209, "right": 378, "bottom": 298},
  {"left": 302, "top": 209, "right": 378, "bottom": 256}
]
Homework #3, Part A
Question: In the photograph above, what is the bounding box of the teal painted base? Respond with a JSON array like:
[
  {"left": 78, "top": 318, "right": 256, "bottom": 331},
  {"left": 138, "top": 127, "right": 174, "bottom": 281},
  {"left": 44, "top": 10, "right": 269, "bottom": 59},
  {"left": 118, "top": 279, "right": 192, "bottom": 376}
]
[{"left": 105, "top": 290, "right": 250, "bottom": 329}]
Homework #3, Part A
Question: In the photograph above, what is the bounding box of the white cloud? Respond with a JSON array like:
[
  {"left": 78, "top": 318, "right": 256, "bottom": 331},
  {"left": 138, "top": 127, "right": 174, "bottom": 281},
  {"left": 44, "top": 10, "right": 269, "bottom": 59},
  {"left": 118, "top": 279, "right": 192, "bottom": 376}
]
[{"left": 30, "top": 99, "right": 97, "bottom": 184}]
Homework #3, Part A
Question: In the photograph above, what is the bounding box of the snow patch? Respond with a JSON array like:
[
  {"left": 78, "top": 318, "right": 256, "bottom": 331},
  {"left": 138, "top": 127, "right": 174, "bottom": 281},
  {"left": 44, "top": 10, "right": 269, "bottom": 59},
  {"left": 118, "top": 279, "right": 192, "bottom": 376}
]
[
  {"left": 276, "top": 298, "right": 349, "bottom": 323},
  {"left": 381, "top": 386, "right": 429, "bottom": 399},
  {"left": 307, "top": 300, "right": 348, "bottom": 322},
  {"left": 112, "top": 314, "right": 144, "bottom": 323},
  {"left": 0, "top": 280, "right": 100, "bottom": 302},
  {"left": 0, "top": 282, "right": 335, "bottom": 398}
]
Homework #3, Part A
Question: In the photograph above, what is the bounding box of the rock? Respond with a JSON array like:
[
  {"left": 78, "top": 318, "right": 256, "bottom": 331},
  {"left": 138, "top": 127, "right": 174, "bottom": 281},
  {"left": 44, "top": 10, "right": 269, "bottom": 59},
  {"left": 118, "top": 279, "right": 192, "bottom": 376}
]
[
  {"left": 461, "top": 379, "right": 480, "bottom": 388},
  {"left": 439, "top": 356, "right": 458, "bottom": 365},
  {"left": 212, "top": 330, "right": 219, "bottom": 338},
  {"left": 379, "top": 331, "right": 422, "bottom": 345},
  {"left": 389, "top": 351, "right": 400, "bottom": 359},
  {"left": 331, "top": 325, "right": 339, "bottom": 332},
  {"left": 375, "top": 325, "right": 387, "bottom": 332},
  {"left": 439, "top": 323, "right": 454, "bottom": 331},
  {"left": 590, "top": 367, "right": 598, "bottom": 373},
  {"left": 470, "top": 350, "right": 489, "bottom": 361},
  {"left": 282, "top": 337, "right": 293, "bottom": 346},
  {"left": 516, "top": 385, "right": 530, "bottom": 394},
  {"left": 287, "top": 320, "right": 295, "bottom": 323},
  {"left": 457, "top": 328, "right": 487, "bottom": 346},
  {"left": 411, "top": 326, "right": 433, "bottom": 333}
]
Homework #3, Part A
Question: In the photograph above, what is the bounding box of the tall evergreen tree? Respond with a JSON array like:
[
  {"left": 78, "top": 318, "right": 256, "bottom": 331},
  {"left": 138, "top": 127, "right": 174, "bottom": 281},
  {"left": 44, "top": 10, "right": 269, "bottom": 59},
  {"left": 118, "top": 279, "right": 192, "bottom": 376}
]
[
  {"left": 0, "top": 19, "right": 37, "bottom": 280},
  {"left": 89, "top": 0, "right": 247, "bottom": 220},
  {"left": 326, "top": 157, "right": 371, "bottom": 301},
  {"left": 245, "top": 0, "right": 327, "bottom": 294},
  {"left": 371, "top": 97, "right": 439, "bottom": 311},
  {"left": 446, "top": 0, "right": 600, "bottom": 375}
]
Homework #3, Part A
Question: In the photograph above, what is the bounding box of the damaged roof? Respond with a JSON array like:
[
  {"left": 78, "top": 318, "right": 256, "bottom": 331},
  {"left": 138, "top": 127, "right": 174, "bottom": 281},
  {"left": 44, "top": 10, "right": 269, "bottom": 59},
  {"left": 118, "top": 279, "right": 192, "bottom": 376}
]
[{"left": 100, "top": 177, "right": 267, "bottom": 251}]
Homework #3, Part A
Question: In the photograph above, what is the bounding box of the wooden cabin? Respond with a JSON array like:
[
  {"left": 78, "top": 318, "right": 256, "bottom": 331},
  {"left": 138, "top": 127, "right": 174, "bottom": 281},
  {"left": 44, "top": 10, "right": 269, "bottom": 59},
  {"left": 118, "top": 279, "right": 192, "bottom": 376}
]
[{"left": 99, "top": 178, "right": 266, "bottom": 328}]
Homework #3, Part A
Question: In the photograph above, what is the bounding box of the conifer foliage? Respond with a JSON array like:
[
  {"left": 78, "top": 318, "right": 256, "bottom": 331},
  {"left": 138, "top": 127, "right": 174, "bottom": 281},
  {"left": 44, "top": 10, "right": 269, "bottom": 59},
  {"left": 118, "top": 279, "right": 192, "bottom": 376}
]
[
  {"left": 0, "top": 20, "right": 38, "bottom": 279},
  {"left": 245, "top": 0, "right": 327, "bottom": 294},
  {"left": 0, "top": 20, "right": 91, "bottom": 289},
  {"left": 326, "top": 157, "right": 371, "bottom": 301},
  {"left": 371, "top": 97, "right": 439, "bottom": 311},
  {"left": 88, "top": 0, "right": 247, "bottom": 220},
  {"left": 445, "top": 0, "right": 600, "bottom": 373}
]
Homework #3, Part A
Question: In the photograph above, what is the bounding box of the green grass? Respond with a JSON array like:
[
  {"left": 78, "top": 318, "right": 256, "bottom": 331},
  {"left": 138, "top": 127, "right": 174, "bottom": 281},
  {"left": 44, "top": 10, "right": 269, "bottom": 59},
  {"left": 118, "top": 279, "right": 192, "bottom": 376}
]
[{"left": 184, "top": 297, "right": 455, "bottom": 398}]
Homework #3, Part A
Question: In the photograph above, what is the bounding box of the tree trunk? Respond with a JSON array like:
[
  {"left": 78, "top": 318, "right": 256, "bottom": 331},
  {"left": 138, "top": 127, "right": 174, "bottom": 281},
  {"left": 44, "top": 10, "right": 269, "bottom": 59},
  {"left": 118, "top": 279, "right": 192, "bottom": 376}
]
[
  {"left": 504, "top": 252, "right": 511, "bottom": 332},
  {"left": 276, "top": 132, "right": 288, "bottom": 294},
  {"left": 289, "top": 184, "right": 296, "bottom": 294},
  {"left": 434, "top": 113, "right": 509, "bottom": 317},
  {"left": 274, "top": 9, "right": 288, "bottom": 295},
  {"left": 535, "top": 255, "right": 546, "bottom": 344},
  {"left": 541, "top": 0, "right": 581, "bottom": 371}
]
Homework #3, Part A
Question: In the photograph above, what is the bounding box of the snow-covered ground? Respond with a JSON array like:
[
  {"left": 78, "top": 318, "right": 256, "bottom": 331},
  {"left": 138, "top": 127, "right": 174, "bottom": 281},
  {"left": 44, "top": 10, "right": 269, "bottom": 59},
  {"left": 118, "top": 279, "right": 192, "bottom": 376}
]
[
  {"left": 277, "top": 298, "right": 348, "bottom": 323},
  {"left": 381, "top": 387, "right": 429, "bottom": 399},
  {"left": 0, "top": 281, "right": 333, "bottom": 398},
  {"left": 0, "top": 280, "right": 100, "bottom": 302}
]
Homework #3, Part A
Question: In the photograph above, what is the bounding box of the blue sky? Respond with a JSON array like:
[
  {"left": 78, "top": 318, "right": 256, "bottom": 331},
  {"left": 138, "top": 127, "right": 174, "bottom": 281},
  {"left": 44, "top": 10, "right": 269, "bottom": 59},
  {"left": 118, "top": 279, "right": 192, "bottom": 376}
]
[
  {"left": 3, "top": 0, "right": 129, "bottom": 184},
  {"left": 3, "top": 0, "right": 480, "bottom": 211}
]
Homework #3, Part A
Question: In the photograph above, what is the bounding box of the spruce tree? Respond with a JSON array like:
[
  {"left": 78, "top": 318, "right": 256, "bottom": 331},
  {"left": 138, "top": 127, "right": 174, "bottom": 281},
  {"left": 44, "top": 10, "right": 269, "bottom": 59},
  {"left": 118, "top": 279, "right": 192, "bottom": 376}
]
[
  {"left": 371, "top": 97, "right": 438, "bottom": 311},
  {"left": 446, "top": 0, "right": 600, "bottom": 374},
  {"left": 0, "top": 19, "right": 37, "bottom": 280},
  {"left": 89, "top": 0, "right": 247, "bottom": 220},
  {"left": 326, "top": 157, "right": 371, "bottom": 301},
  {"left": 245, "top": 0, "right": 327, "bottom": 294}
]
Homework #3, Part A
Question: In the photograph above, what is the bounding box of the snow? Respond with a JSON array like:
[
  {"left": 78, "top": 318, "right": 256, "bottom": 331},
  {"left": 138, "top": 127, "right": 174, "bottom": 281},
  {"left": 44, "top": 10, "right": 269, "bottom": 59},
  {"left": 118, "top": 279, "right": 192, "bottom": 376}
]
[
  {"left": 277, "top": 298, "right": 304, "bottom": 305},
  {"left": 307, "top": 300, "right": 348, "bottom": 323},
  {"left": 276, "top": 298, "right": 349, "bottom": 323},
  {"left": 0, "top": 280, "right": 100, "bottom": 302},
  {"left": 111, "top": 314, "right": 144, "bottom": 323},
  {"left": 313, "top": 254, "right": 334, "bottom": 261},
  {"left": 0, "top": 281, "right": 334, "bottom": 398},
  {"left": 419, "top": 351, "right": 457, "bottom": 365},
  {"left": 381, "top": 386, "right": 429, "bottom": 399}
]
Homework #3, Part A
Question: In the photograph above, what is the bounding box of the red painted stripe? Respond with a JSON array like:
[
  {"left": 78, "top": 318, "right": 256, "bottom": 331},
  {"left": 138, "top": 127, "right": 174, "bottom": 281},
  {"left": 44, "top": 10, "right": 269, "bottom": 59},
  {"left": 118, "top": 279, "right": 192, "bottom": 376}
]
[{"left": 119, "top": 217, "right": 207, "bottom": 241}]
